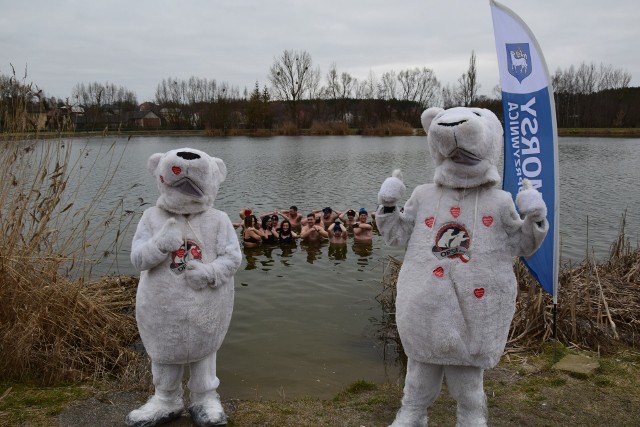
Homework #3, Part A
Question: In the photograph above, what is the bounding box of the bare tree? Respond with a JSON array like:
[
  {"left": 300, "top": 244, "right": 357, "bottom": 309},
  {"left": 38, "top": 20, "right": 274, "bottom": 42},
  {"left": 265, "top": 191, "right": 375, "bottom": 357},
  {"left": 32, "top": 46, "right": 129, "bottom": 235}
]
[
  {"left": 306, "top": 65, "right": 323, "bottom": 100},
  {"left": 268, "top": 49, "right": 315, "bottom": 125},
  {"left": 575, "top": 62, "right": 597, "bottom": 94},
  {"left": 326, "top": 62, "right": 340, "bottom": 100},
  {"left": 553, "top": 62, "right": 631, "bottom": 95},
  {"left": 457, "top": 50, "right": 480, "bottom": 106},
  {"left": 354, "top": 70, "right": 378, "bottom": 99},
  {"left": 441, "top": 83, "right": 459, "bottom": 109},
  {"left": 597, "top": 63, "right": 632, "bottom": 91},
  {"left": 397, "top": 67, "right": 441, "bottom": 108},
  {"left": 378, "top": 71, "right": 398, "bottom": 100}
]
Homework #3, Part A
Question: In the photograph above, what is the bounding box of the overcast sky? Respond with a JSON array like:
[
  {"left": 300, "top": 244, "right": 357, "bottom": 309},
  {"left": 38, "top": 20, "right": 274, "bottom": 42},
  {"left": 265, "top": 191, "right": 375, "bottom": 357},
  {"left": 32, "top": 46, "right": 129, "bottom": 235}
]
[{"left": 2, "top": 0, "right": 638, "bottom": 103}]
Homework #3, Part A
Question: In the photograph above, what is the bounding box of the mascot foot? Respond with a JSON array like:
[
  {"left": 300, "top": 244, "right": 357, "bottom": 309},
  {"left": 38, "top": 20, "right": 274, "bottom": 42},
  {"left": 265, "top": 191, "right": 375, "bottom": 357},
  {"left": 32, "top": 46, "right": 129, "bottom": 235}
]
[
  {"left": 456, "top": 400, "right": 488, "bottom": 427},
  {"left": 389, "top": 405, "right": 428, "bottom": 427},
  {"left": 189, "top": 391, "right": 228, "bottom": 426},
  {"left": 125, "top": 392, "right": 183, "bottom": 427}
]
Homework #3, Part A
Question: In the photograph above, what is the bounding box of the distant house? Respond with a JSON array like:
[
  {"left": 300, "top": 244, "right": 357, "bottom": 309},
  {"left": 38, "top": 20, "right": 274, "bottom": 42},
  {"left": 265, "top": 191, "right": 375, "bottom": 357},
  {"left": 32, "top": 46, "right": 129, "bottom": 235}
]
[
  {"left": 139, "top": 101, "right": 159, "bottom": 112},
  {"left": 129, "top": 110, "right": 161, "bottom": 128},
  {"left": 159, "top": 107, "right": 182, "bottom": 127}
]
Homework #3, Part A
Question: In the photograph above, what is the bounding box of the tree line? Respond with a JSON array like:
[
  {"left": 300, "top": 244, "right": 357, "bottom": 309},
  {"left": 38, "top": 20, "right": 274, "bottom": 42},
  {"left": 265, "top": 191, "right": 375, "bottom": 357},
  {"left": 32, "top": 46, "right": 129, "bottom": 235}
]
[{"left": 0, "top": 51, "right": 637, "bottom": 133}]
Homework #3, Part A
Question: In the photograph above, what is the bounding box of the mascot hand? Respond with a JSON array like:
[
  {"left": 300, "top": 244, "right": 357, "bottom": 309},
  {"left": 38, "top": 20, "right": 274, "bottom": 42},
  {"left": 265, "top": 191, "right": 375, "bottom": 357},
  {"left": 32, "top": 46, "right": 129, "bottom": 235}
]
[
  {"left": 516, "top": 179, "right": 547, "bottom": 223},
  {"left": 185, "top": 262, "right": 215, "bottom": 290},
  {"left": 154, "top": 218, "right": 183, "bottom": 253},
  {"left": 378, "top": 169, "right": 406, "bottom": 206}
]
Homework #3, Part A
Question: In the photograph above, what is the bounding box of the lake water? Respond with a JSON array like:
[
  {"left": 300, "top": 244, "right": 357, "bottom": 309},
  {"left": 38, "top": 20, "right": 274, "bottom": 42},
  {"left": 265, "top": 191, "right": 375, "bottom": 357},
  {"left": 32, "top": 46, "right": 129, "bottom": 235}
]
[{"left": 50, "top": 135, "right": 640, "bottom": 399}]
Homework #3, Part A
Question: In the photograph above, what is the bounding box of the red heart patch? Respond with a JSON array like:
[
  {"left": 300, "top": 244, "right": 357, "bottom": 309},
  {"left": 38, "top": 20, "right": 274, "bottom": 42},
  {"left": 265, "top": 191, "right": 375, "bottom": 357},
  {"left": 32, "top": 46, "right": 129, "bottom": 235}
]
[
  {"left": 175, "top": 248, "right": 186, "bottom": 258},
  {"left": 425, "top": 217, "right": 435, "bottom": 228},
  {"left": 474, "top": 288, "right": 485, "bottom": 299},
  {"left": 482, "top": 216, "right": 493, "bottom": 227},
  {"left": 450, "top": 207, "right": 461, "bottom": 218},
  {"left": 172, "top": 166, "right": 182, "bottom": 175},
  {"left": 433, "top": 266, "right": 444, "bottom": 278}
]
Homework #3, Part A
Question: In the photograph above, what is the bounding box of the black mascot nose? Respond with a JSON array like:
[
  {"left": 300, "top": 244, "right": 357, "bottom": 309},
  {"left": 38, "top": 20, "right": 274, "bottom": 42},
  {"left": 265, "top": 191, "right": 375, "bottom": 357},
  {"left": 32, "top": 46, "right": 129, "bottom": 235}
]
[{"left": 177, "top": 151, "right": 201, "bottom": 160}]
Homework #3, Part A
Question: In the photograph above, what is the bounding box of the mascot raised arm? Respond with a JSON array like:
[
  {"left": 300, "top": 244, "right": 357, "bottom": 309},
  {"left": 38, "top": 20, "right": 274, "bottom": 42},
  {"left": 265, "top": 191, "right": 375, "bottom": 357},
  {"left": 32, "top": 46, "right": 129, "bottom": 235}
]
[
  {"left": 376, "top": 107, "right": 548, "bottom": 427},
  {"left": 127, "top": 148, "right": 241, "bottom": 427}
]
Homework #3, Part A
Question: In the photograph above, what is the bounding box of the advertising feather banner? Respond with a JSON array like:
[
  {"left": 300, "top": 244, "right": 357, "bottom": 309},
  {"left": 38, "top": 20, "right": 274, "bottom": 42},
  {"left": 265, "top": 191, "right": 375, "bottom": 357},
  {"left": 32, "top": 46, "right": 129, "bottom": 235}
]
[{"left": 490, "top": 0, "right": 559, "bottom": 302}]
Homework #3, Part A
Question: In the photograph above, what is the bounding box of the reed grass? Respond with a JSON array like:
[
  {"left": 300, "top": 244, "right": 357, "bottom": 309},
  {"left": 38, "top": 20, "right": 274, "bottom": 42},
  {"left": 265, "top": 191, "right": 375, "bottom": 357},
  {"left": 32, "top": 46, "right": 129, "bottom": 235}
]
[
  {"left": 361, "top": 121, "right": 415, "bottom": 136},
  {"left": 308, "top": 121, "right": 350, "bottom": 136},
  {"left": 0, "top": 137, "right": 141, "bottom": 386},
  {"left": 378, "top": 215, "right": 640, "bottom": 358}
]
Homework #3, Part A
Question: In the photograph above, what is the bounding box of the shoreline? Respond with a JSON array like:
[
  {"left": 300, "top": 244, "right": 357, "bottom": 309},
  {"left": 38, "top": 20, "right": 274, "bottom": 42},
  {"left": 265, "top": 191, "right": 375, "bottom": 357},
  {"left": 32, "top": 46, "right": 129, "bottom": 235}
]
[
  {"left": 4, "top": 127, "right": 640, "bottom": 140},
  {"left": 3, "top": 345, "right": 639, "bottom": 426}
]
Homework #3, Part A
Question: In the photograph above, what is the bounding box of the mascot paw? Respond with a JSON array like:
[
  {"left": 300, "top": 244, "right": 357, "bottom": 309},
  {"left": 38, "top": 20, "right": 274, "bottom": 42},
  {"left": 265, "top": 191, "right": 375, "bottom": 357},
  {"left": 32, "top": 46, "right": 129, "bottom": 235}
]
[
  {"left": 185, "top": 262, "right": 214, "bottom": 290},
  {"left": 378, "top": 169, "right": 406, "bottom": 206},
  {"left": 125, "top": 394, "right": 183, "bottom": 427},
  {"left": 516, "top": 179, "right": 547, "bottom": 223},
  {"left": 189, "top": 392, "right": 227, "bottom": 427},
  {"left": 154, "top": 218, "right": 183, "bottom": 253}
]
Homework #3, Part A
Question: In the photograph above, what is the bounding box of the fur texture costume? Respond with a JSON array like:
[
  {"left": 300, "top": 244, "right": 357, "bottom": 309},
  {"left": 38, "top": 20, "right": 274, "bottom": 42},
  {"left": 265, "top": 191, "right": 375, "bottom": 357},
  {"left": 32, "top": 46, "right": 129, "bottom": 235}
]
[
  {"left": 376, "top": 107, "right": 548, "bottom": 426},
  {"left": 127, "top": 148, "right": 241, "bottom": 427}
]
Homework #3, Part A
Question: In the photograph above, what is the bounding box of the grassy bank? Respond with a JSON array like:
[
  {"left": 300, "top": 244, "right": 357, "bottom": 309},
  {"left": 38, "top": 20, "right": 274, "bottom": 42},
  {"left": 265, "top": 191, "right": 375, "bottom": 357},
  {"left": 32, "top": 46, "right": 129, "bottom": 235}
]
[{"left": 1, "top": 344, "right": 639, "bottom": 426}]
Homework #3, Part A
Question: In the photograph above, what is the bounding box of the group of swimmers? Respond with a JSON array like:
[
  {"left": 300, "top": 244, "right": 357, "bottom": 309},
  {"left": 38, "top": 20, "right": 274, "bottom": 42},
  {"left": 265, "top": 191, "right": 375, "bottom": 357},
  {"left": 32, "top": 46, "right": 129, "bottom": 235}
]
[{"left": 235, "top": 205, "right": 376, "bottom": 248}]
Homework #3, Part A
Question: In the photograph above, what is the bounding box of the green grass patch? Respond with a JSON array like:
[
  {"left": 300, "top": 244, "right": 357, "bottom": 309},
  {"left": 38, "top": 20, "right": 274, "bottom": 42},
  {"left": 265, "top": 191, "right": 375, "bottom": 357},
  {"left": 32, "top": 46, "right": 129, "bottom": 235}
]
[
  {"left": 0, "top": 381, "right": 90, "bottom": 426},
  {"left": 333, "top": 379, "right": 377, "bottom": 402}
]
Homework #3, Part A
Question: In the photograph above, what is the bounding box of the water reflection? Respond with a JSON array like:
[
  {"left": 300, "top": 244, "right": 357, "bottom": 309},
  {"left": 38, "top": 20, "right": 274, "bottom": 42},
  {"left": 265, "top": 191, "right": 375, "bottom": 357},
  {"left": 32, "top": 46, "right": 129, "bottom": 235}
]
[
  {"left": 300, "top": 241, "right": 326, "bottom": 264},
  {"left": 328, "top": 243, "right": 348, "bottom": 261},
  {"left": 353, "top": 242, "right": 374, "bottom": 259}
]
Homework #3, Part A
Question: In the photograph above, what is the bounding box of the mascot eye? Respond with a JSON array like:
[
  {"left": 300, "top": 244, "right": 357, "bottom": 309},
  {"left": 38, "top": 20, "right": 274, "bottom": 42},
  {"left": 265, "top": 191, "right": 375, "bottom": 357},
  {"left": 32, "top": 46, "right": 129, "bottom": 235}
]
[
  {"left": 177, "top": 151, "right": 201, "bottom": 160},
  {"left": 473, "top": 112, "right": 481, "bottom": 117}
]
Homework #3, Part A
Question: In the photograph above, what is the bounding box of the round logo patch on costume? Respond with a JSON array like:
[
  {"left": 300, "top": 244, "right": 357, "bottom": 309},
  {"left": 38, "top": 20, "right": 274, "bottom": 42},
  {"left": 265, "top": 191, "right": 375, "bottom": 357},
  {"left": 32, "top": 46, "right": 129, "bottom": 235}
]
[
  {"left": 170, "top": 240, "right": 203, "bottom": 274},
  {"left": 432, "top": 222, "right": 471, "bottom": 262}
]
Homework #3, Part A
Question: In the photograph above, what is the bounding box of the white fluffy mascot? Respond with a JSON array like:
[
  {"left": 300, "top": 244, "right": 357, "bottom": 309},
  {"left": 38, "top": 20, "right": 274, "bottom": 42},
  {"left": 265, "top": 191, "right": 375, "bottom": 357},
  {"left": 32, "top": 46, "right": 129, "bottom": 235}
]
[
  {"left": 127, "top": 148, "right": 241, "bottom": 427},
  {"left": 376, "top": 107, "right": 548, "bottom": 427}
]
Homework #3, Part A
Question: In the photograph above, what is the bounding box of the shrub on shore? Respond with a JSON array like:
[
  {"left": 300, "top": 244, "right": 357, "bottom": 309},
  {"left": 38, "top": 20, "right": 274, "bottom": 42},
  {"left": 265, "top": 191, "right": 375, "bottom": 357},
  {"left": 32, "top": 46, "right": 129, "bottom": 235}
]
[
  {"left": 361, "top": 120, "right": 415, "bottom": 136},
  {"left": 0, "top": 139, "right": 140, "bottom": 385},
  {"left": 309, "top": 121, "right": 350, "bottom": 135}
]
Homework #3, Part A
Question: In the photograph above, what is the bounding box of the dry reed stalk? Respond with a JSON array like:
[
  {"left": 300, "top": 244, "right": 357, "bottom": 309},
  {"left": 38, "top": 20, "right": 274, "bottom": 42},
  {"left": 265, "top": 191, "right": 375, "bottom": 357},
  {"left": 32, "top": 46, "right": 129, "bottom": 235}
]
[
  {"left": 361, "top": 121, "right": 414, "bottom": 136},
  {"left": 0, "top": 137, "right": 140, "bottom": 385}
]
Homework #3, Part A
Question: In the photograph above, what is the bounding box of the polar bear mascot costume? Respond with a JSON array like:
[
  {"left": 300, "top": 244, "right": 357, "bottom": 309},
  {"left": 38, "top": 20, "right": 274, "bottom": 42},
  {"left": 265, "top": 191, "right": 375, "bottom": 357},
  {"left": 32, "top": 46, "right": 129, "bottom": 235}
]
[
  {"left": 127, "top": 148, "right": 241, "bottom": 427},
  {"left": 376, "top": 107, "right": 548, "bottom": 427}
]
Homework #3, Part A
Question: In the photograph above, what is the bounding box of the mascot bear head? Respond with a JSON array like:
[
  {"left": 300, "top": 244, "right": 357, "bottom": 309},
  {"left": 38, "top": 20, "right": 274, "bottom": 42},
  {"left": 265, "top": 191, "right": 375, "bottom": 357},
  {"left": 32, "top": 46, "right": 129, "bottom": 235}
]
[
  {"left": 421, "top": 107, "right": 503, "bottom": 189},
  {"left": 147, "top": 148, "right": 227, "bottom": 214}
]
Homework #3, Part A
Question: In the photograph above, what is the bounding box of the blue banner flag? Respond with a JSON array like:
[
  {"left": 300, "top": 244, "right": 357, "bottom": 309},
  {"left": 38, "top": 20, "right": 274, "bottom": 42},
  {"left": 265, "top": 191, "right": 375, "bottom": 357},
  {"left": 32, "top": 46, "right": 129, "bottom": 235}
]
[{"left": 490, "top": 0, "right": 559, "bottom": 300}]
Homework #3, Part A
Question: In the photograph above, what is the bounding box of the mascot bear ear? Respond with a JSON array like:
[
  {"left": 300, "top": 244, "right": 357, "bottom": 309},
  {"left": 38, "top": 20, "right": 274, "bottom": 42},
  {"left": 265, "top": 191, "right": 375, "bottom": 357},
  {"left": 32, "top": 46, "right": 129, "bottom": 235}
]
[
  {"left": 212, "top": 157, "right": 227, "bottom": 183},
  {"left": 421, "top": 107, "right": 444, "bottom": 134},
  {"left": 147, "top": 153, "right": 163, "bottom": 176}
]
